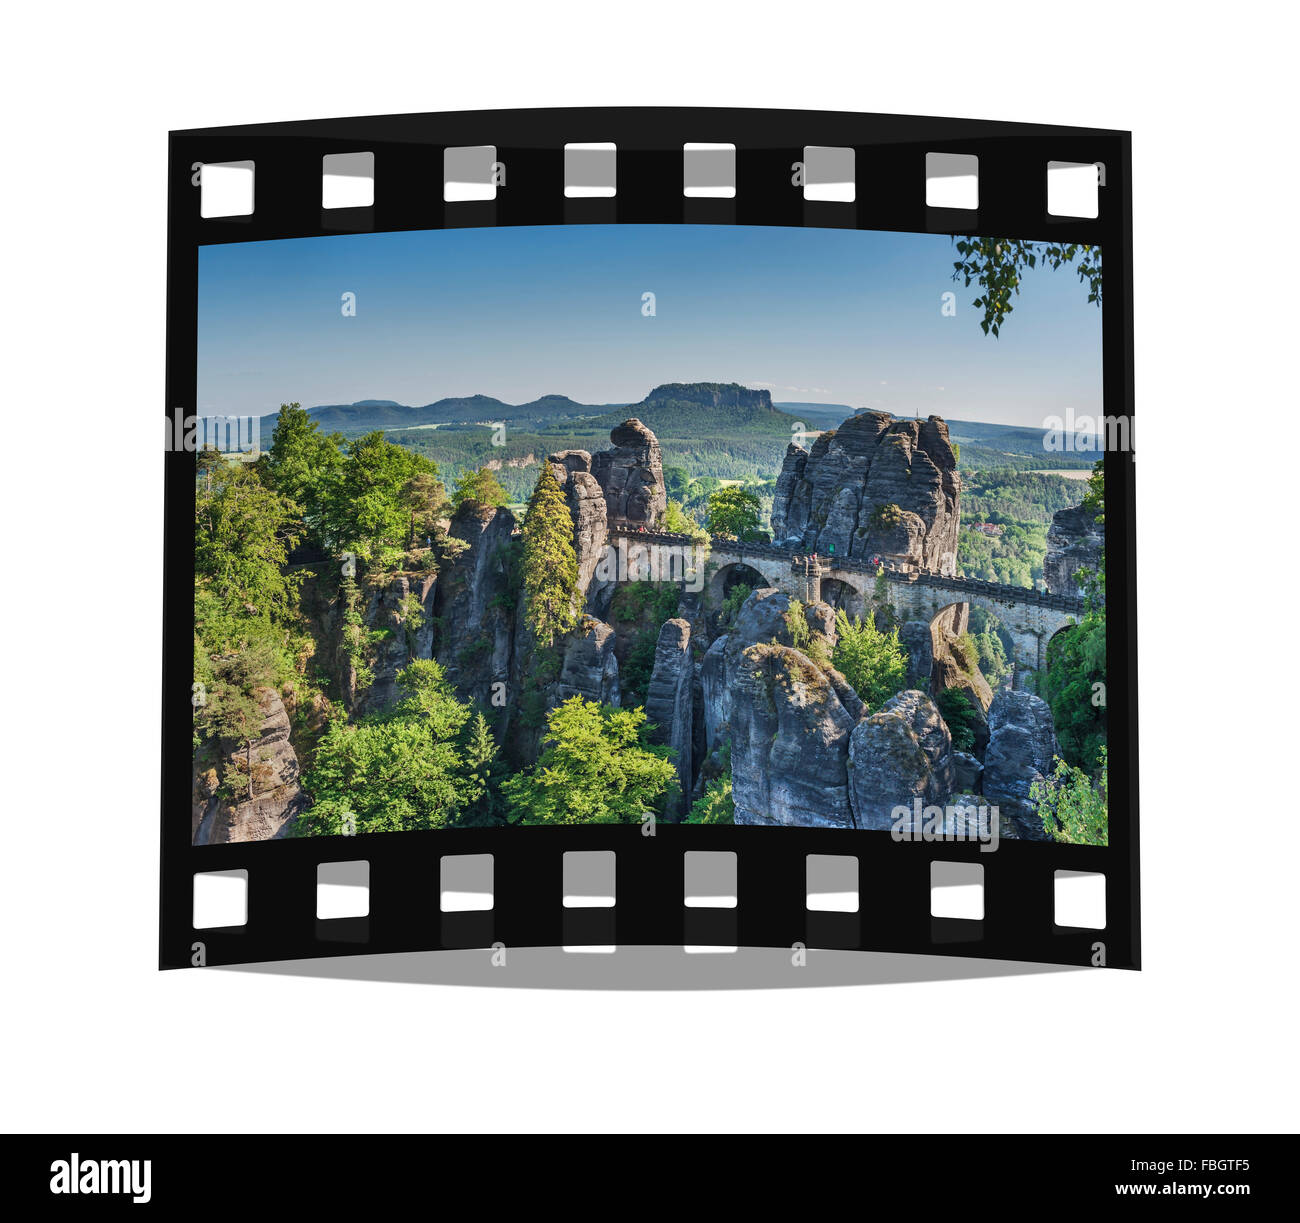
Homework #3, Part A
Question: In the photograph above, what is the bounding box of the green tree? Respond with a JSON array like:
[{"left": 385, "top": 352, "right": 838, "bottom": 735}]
[
  {"left": 706, "top": 486, "right": 761, "bottom": 538},
  {"left": 195, "top": 462, "right": 303, "bottom": 632},
  {"left": 662, "top": 465, "right": 691, "bottom": 501},
  {"left": 195, "top": 641, "right": 279, "bottom": 800},
  {"left": 1033, "top": 747, "right": 1108, "bottom": 846},
  {"left": 264, "top": 404, "right": 344, "bottom": 543},
  {"left": 456, "top": 711, "right": 506, "bottom": 827},
  {"left": 520, "top": 464, "right": 580, "bottom": 647},
  {"left": 195, "top": 444, "right": 224, "bottom": 494},
  {"left": 868, "top": 502, "right": 902, "bottom": 530},
  {"left": 321, "top": 431, "right": 435, "bottom": 565},
  {"left": 401, "top": 470, "right": 448, "bottom": 550},
  {"left": 662, "top": 499, "right": 696, "bottom": 534},
  {"left": 719, "top": 582, "right": 751, "bottom": 627},
  {"left": 686, "top": 776, "right": 734, "bottom": 824},
  {"left": 1036, "top": 458, "right": 1106, "bottom": 768},
  {"left": 952, "top": 238, "right": 1102, "bottom": 337},
  {"left": 502, "top": 697, "right": 678, "bottom": 825},
  {"left": 451, "top": 466, "right": 509, "bottom": 510},
  {"left": 936, "top": 688, "right": 979, "bottom": 752},
  {"left": 832, "top": 609, "right": 908, "bottom": 711},
  {"left": 295, "top": 661, "right": 491, "bottom": 835}
]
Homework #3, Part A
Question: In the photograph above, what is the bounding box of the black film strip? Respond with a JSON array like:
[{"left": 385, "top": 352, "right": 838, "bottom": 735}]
[{"left": 162, "top": 107, "right": 1138, "bottom": 972}]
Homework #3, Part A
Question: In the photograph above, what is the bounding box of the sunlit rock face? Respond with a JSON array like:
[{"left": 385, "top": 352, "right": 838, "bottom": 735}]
[
  {"left": 770, "top": 412, "right": 961, "bottom": 574},
  {"left": 590, "top": 418, "right": 667, "bottom": 529}
]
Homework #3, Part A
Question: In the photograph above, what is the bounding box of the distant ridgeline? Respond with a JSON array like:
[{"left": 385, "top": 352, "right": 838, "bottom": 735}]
[{"left": 257, "top": 383, "right": 1094, "bottom": 478}]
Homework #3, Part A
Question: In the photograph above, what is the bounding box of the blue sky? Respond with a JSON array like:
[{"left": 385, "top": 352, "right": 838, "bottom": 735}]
[{"left": 197, "top": 225, "right": 1102, "bottom": 428}]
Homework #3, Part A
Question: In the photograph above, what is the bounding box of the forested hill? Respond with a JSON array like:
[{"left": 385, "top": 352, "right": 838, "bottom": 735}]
[
  {"left": 257, "top": 382, "right": 803, "bottom": 440},
  {"left": 256, "top": 393, "right": 615, "bottom": 436}
]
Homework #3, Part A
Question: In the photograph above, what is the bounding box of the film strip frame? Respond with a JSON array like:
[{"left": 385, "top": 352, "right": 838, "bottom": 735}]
[{"left": 162, "top": 107, "right": 1138, "bottom": 971}]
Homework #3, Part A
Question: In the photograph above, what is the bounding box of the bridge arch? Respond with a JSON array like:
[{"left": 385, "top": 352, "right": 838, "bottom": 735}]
[
  {"left": 820, "top": 576, "right": 861, "bottom": 619},
  {"left": 705, "top": 554, "right": 791, "bottom": 607},
  {"left": 892, "top": 590, "right": 1083, "bottom": 690},
  {"left": 708, "top": 560, "right": 767, "bottom": 606}
]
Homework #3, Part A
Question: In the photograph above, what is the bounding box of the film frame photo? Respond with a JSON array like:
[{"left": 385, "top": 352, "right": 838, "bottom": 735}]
[{"left": 163, "top": 108, "right": 1138, "bottom": 972}]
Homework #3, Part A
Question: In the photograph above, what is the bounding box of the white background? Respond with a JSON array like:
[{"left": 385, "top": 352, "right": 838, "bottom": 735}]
[{"left": 1, "top": 1, "right": 1295, "bottom": 1134}]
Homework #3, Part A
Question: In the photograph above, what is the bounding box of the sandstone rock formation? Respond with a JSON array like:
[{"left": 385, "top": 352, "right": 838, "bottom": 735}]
[
  {"left": 590, "top": 418, "right": 666, "bottom": 529},
  {"left": 897, "top": 620, "right": 935, "bottom": 692},
  {"left": 848, "top": 689, "right": 956, "bottom": 831},
  {"left": 770, "top": 412, "right": 961, "bottom": 573},
  {"left": 433, "top": 502, "right": 517, "bottom": 707},
  {"left": 1045, "top": 502, "right": 1104, "bottom": 599},
  {"left": 983, "top": 688, "right": 1059, "bottom": 839},
  {"left": 699, "top": 587, "right": 858, "bottom": 826},
  {"left": 355, "top": 572, "right": 437, "bottom": 714},
  {"left": 552, "top": 616, "right": 621, "bottom": 708},
  {"left": 951, "top": 750, "right": 984, "bottom": 792},
  {"left": 193, "top": 687, "right": 304, "bottom": 844},
  {"left": 643, "top": 617, "right": 694, "bottom": 814},
  {"left": 700, "top": 634, "right": 731, "bottom": 753},
  {"left": 730, "top": 641, "right": 858, "bottom": 827},
  {"left": 546, "top": 449, "right": 612, "bottom": 609}
]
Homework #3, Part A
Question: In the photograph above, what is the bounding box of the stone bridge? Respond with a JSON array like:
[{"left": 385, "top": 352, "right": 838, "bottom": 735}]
[{"left": 608, "top": 527, "right": 1088, "bottom": 682}]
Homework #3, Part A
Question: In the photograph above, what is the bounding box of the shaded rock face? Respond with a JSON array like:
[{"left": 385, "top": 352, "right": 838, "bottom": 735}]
[
  {"left": 702, "top": 585, "right": 798, "bottom": 753},
  {"left": 355, "top": 573, "right": 437, "bottom": 715},
  {"left": 1045, "top": 502, "right": 1104, "bottom": 599},
  {"left": 983, "top": 689, "right": 1059, "bottom": 840},
  {"left": 552, "top": 617, "right": 621, "bottom": 708},
  {"left": 898, "top": 620, "right": 935, "bottom": 692},
  {"left": 434, "top": 502, "right": 517, "bottom": 707},
  {"left": 930, "top": 616, "right": 987, "bottom": 712},
  {"left": 547, "top": 451, "right": 610, "bottom": 609},
  {"left": 848, "top": 690, "right": 956, "bottom": 832},
  {"left": 699, "top": 587, "right": 859, "bottom": 827},
  {"left": 194, "top": 688, "right": 304, "bottom": 844},
  {"left": 590, "top": 418, "right": 666, "bottom": 529},
  {"left": 770, "top": 412, "right": 961, "bottom": 573},
  {"left": 803, "top": 599, "right": 836, "bottom": 640},
  {"left": 700, "top": 635, "right": 731, "bottom": 753},
  {"left": 644, "top": 617, "right": 694, "bottom": 815},
  {"left": 952, "top": 751, "right": 983, "bottom": 792},
  {"left": 731, "top": 642, "right": 857, "bottom": 827}
]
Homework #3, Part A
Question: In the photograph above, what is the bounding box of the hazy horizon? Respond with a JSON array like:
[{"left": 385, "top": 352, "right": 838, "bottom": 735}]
[{"left": 198, "top": 224, "right": 1103, "bottom": 430}]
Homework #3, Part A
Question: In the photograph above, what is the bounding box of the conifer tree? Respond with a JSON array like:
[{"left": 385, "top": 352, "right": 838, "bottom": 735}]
[{"left": 520, "top": 465, "right": 579, "bottom": 647}]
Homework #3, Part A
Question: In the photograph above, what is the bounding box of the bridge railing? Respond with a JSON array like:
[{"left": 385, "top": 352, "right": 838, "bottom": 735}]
[{"left": 604, "top": 527, "right": 1086, "bottom": 613}]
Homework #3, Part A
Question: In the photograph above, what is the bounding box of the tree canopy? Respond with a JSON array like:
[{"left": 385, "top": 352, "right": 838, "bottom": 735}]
[
  {"left": 706, "top": 485, "right": 762, "bottom": 538},
  {"left": 502, "top": 696, "right": 678, "bottom": 825},
  {"left": 831, "top": 609, "right": 908, "bottom": 712},
  {"left": 295, "top": 661, "right": 496, "bottom": 835},
  {"left": 519, "top": 464, "right": 580, "bottom": 648},
  {"left": 952, "top": 238, "right": 1102, "bottom": 337},
  {"left": 451, "top": 466, "right": 509, "bottom": 510}
]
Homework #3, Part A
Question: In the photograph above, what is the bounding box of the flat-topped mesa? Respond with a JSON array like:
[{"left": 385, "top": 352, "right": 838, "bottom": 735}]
[
  {"left": 770, "top": 411, "right": 961, "bottom": 575},
  {"left": 643, "top": 382, "right": 773, "bottom": 410},
  {"left": 589, "top": 417, "right": 667, "bottom": 529}
]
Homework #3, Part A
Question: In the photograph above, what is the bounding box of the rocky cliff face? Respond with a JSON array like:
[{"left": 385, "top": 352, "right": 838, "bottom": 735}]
[
  {"left": 590, "top": 418, "right": 666, "bottom": 529},
  {"left": 730, "top": 641, "right": 858, "bottom": 827},
  {"left": 848, "top": 689, "right": 957, "bottom": 831},
  {"left": 433, "top": 503, "right": 517, "bottom": 708},
  {"left": 546, "top": 450, "right": 612, "bottom": 610},
  {"left": 770, "top": 412, "right": 961, "bottom": 573},
  {"left": 983, "top": 689, "right": 1060, "bottom": 840},
  {"left": 1045, "top": 502, "right": 1104, "bottom": 598},
  {"left": 355, "top": 573, "right": 437, "bottom": 715},
  {"left": 193, "top": 687, "right": 304, "bottom": 844},
  {"left": 552, "top": 616, "right": 621, "bottom": 707},
  {"left": 644, "top": 618, "right": 694, "bottom": 815}
]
